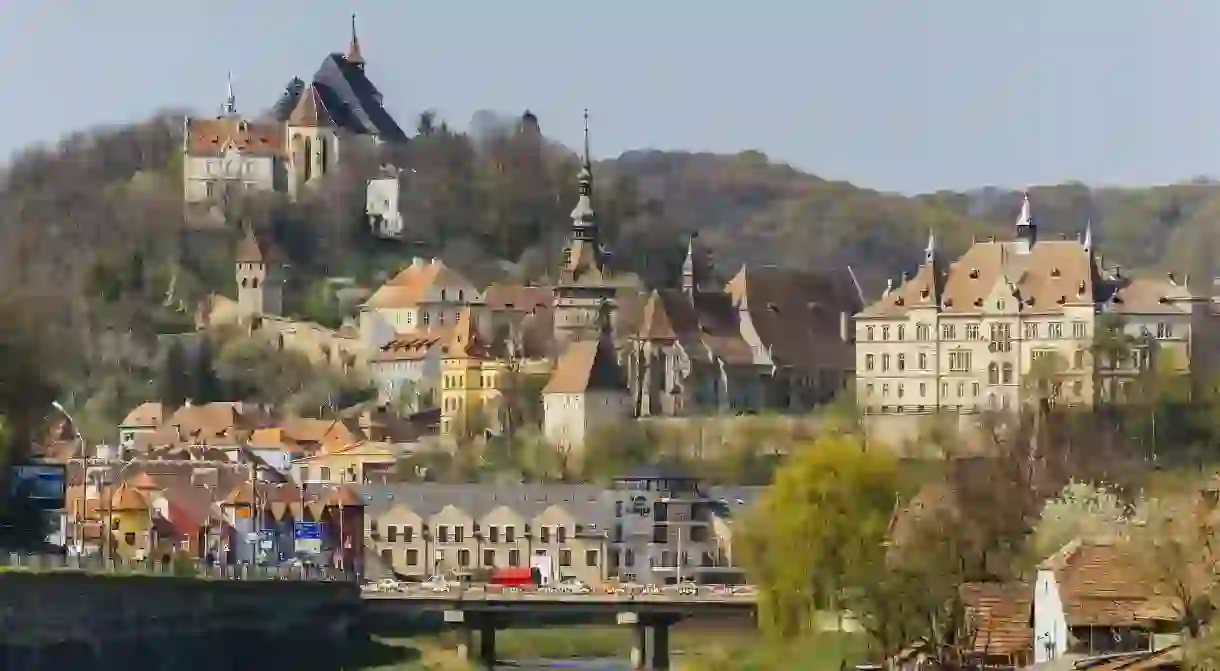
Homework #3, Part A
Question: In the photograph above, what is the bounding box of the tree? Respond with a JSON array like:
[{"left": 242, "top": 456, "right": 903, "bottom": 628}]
[
  {"left": 191, "top": 336, "right": 223, "bottom": 404},
  {"left": 157, "top": 338, "right": 189, "bottom": 410},
  {"left": 580, "top": 422, "right": 659, "bottom": 482},
  {"left": 737, "top": 434, "right": 899, "bottom": 640},
  {"left": 1032, "top": 480, "right": 1131, "bottom": 560},
  {"left": 1128, "top": 492, "right": 1220, "bottom": 638}
]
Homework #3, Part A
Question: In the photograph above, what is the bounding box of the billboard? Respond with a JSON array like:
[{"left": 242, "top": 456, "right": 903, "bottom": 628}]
[{"left": 10, "top": 464, "right": 67, "bottom": 509}]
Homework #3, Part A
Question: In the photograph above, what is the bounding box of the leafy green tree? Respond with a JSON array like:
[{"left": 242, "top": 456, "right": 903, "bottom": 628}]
[{"left": 738, "top": 434, "right": 899, "bottom": 639}]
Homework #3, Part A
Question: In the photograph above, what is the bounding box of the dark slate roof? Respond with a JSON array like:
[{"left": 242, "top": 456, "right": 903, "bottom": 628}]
[{"left": 311, "top": 54, "right": 407, "bottom": 140}]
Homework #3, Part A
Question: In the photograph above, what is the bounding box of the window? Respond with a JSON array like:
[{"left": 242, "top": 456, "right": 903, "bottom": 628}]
[
  {"left": 387, "top": 526, "right": 398, "bottom": 542},
  {"left": 586, "top": 549, "right": 599, "bottom": 567},
  {"left": 557, "top": 526, "right": 568, "bottom": 543},
  {"left": 124, "top": 532, "right": 136, "bottom": 546},
  {"left": 990, "top": 322, "right": 1012, "bottom": 341},
  {"left": 407, "top": 549, "right": 419, "bottom": 565},
  {"left": 319, "top": 467, "right": 331, "bottom": 482},
  {"left": 1073, "top": 381, "right": 1083, "bottom": 397},
  {"left": 956, "top": 383, "right": 965, "bottom": 397},
  {"left": 540, "top": 526, "right": 551, "bottom": 543},
  {"left": 559, "top": 550, "right": 572, "bottom": 567},
  {"left": 489, "top": 526, "right": 500, "bottom": 543},
  {"left": 866, "top": 384, "right": 874, "bottom": 397},
  {"left": 437, "top": 525, "right": 450, "bottom": 543},
  {"left": 865, "top": 354, "right": 875, "bottom": 371},
  {"left": 625, "top": 549, "right": 636, "bottom": 567},
  {"left": 454, "top": 526, "right": 465, "bottom": 543},
  {"left": 948, "top": 350, "right": 971, "bottom": 372},
  {"left": 966, "top": 324, "right": 980, "bottom": 341},
  {"left": 1157, "top": 322, "right": 1173, "bottom": 339},
  {"left": 1002, "top": 363, "right": 1014, "bottom": 384},
  {"left": 380, "top": 549, "right": 393, "bottom": 566},
  {"left": 882, "top": 384, "right": 890, "bottom": 397},
  {"left": 988, "top": 363, "right": 999, "bottom": 385},
  {"left": 897, "top": 354, "right": 906, "bottom": 371},
  {"left": 458, "top": 549, "right": 471, "bottom": 567},
  {"left": 918, "top": 352, "right": 928, "bottom": 370},
  {"left": 972, "top": 382, "right": 979, "bottom": 396},
  {"left": 882, "top": 354, "right": 891, "bottom": 372},
  {"left": 505, "top": 526, "right": 516, "bottom": 543},
  {"left": 483, "top": 549, "right": 495, "bottom": 567},
  {"left": 422, "top": 312, "right": 431, "bottom": 326},
  {"left": 1073, "top": 321, "right": 1087, "bottom": 338},
  {"left": 1049, "top": 322, "right": 1064, "bottom": 339},
  {"left": 941, "top": 382, "right": 948, "bottom": 397},
  {"left": 508, "top": 549, "right": 520, "bottom": 567},
  {"left": 882, "top": 326, "right": 891, "bottom": 341},
  {"left": 917, "top": 323, "right": 930, "bottom": 341},
  {"left": 1074, "top": 349, "right": 1086, "bottom": 369},
  {"left": 866, "top": 326, "right": 875, "bottom": 341},
  {"left": 897, "top": 325, "right": 906, "bottom": 340},
  {"left": 942, "top": 324, "right": 956, "bottom": 340},
  {"left": 919, "top": 382, "right": 927, "bottom": 397},
  {"left": 897, "top": 384, "right": 905, "bottom": 399},
  {"left": 1025, "top": 323, "right": 1038, "bottom": 339}
]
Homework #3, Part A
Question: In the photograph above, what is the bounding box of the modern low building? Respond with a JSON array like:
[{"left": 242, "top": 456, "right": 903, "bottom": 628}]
[{"left": 357, "top": 475, "right": 761, "bottom": 585}]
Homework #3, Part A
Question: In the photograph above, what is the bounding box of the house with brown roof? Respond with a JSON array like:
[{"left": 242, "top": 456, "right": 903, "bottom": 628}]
[
  {"left": 627, "top": 234, "right": 860, "bottom": 417},
  {"left": 855, "top": 192, "right": 1209, "bottom": 445},
  {"left": 1034, "top": 539, "right": 1181, "bottom": 664},
  {"left": 358, "top": 257, "right": 483, "bottom": 348},
  {"left": 543, "top": 302, "right": 631, "bottom": 450},
  {"left": 959, "top": 581, "right": 1034, "bottom": 668},
  {"left": 438, "top": 309, "right": 510, "bottom": 439},
  {"left": 119, "top": 402, "right": 163, "bottom": 454},
  {"left": 370, "top": 327, "right": 447, "bottom": 410}
]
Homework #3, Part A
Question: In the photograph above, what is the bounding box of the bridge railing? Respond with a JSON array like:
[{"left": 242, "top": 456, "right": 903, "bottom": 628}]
[{"left": 0, "top": 552, "right": 354, "bottom": 582}]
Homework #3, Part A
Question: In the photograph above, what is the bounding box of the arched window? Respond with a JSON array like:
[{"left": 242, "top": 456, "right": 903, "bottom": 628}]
[
  {"left": 916, "top": 323, "right": 930, "bottom": 341},
  {"left": 882, "top": 326, "right": 891, "bottom": 341},
  {"left": 241, "top": 278, "right": 249, "bottom": 288},
  {"left": 251, "top": 278, "right": 259, "bottom": 289},
  {"left": 301, "top": 137, "right": 313, "bottom": 182},
  {"left": 988, "top": 363, "right": 999, "bottom": 385},
  {"left": 1002, "top": 363, "right": 1014, "bottom": 384}
]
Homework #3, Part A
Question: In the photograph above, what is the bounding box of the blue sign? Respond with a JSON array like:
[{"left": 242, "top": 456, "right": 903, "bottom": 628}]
[{"left": 294, "top": 522, "right": 321, "bottom": 540}]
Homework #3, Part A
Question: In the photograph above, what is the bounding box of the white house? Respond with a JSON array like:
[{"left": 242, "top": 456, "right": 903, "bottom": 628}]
[{"left": 543, "top": 309, "right": 631, "bottom": 451}]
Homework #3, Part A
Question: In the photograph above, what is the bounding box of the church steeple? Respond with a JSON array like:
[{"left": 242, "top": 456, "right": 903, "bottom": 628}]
[
  {"left": 1015, "top": 190, "right": 1036, "bottom": 255},
  {"left": 221, "top": 72, "right": 237, "bottom": 117},
  {"left": 924, "top": 229, "right": 936, "bottom": 265},
  {"left": 346, "top": 13, "right": 365, "bottom": 69},
  {"left": 682, "top": 232, "right": 710, "bottom": 297},
  {"left": 569, "top": 109, "right": 596, "bottom": 242}
]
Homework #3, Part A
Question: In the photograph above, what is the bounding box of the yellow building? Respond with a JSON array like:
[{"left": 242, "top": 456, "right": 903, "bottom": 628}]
[
  {"left": 439, "top": 309, "right": 507, "bottom": 439},
  {"left": 107, "top": 483, "right": 152, "bottom": 561}
]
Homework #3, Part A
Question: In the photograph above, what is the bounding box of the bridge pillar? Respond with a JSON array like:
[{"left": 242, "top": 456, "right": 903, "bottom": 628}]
[
  {"left": 478, "top": 624, "right": 497, "bottom": 668},
  {"left": 617, "top": 612, "right": 673, "bottom": 670}
]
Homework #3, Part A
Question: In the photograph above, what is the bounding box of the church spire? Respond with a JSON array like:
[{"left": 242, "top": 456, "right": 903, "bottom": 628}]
[
  {"left": 222, "top": 72, "right": 237, "bottom": 116},
  {"left": 925, "top": 229, "right": 936, "bottom": 264},
  {"left": 682, "top": 233, "right": 701, "bottom": 296},
  {"left": 1083, "top": 218, "right": 1094, "bottom": 254},
  {"left": 569, "top": 109, "right": 595, "bottom": 239},
  {"left": 346, "top": 13, "right": 365, "bottom": 68}
]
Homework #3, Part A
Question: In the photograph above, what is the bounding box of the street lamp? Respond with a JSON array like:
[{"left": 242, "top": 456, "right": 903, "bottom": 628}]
[{"left": 51, "top": 401, "right": 84, "bottom": 556}]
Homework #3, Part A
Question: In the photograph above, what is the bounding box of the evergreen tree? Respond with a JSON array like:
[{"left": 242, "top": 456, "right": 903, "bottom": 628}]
[
  {"left": 191, "top": 337, "right": 223, "bottom": 403},
  {"left": 157, "top": 338, "right": 188, "bottom": 410}
]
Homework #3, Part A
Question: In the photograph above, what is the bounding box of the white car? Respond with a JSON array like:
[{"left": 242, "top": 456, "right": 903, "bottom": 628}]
[
  {"left": 556, "top": 578, "right": 592, "bottom": 594},
  {"left": 375, "top": 578, "right": 402, "bottom": 593},
  {"left": 676, "top": 581, "right": 698, "bottom": 596}
]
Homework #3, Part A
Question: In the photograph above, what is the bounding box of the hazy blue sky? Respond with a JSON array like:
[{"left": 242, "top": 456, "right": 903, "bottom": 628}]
[{"left": 1, "top": 0, "right": 1217, "bottom": 193}]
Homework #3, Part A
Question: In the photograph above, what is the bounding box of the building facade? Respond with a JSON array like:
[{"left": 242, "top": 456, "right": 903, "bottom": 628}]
[
  {"left": 854, "top": 193, "right": 1207, "bottom": 424},
  {"left": 439, "top": 309, "right": 508, "bottom": 439},
  {"left": 359, "top": 257, "right": 483, "bottom": 348},
  {"left": 543, "top": 302, "right": 632, "bottom": 450}
]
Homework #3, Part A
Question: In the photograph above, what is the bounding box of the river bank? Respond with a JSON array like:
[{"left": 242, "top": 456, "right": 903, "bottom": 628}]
[{"left": 352, "top": 627, "right": 867, "bottom": 670}]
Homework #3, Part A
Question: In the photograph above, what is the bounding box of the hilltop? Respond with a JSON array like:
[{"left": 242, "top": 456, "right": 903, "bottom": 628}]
[{"left": 0, "top": 110, "right": 1217, "bottom": 436}]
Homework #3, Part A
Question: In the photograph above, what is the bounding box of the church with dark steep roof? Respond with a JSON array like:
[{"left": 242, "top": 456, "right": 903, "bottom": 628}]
[{"left": 182, "top": 15, "right": 408, "bottom": 218}]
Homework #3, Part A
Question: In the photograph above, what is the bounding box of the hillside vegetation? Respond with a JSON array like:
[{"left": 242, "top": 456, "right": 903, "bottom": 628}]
[{"left": 0, "top": 109, "right": 1217, "bottom": 441}]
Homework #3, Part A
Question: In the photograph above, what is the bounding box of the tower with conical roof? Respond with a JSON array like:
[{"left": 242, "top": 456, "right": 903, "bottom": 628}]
[
  {"left": 553, "top": 110, "right": 617, "bottom": 350},
  {"left": 1015, "top": 190, "right": 1037, "bottom": 255},
  {"left": 346, "top": 14, "right": 365, "bottom": 69},
  {"left": 221, "top": 72, "right": 238, "bottom": 117}
]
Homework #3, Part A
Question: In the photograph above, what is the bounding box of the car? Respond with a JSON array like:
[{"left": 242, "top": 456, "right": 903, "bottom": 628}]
[
  {"left": 556, "top": 578, "right": 592, "bottom": 594},
  {"left": 375, "top": 578, "right": 402, "bottom": 593},
  {"left": 676, "top": 581, "right": 698, "bottom": 596}
]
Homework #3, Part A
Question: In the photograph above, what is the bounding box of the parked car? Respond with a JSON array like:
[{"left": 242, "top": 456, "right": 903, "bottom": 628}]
[
  {"left": 676, "top": 581, "right": 698, "bottom": 596},
  {"left": 556, "top": 577, "right": 592, "bottom": 594}
]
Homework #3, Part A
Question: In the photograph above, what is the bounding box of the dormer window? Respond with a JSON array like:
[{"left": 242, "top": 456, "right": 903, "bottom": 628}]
[
  {"left": 920, "top": 288, "right": 930, "bottom": 299},
  {"left": 1051, "top": 268, "right": 1061, "bottom": 278},
  {"left": 1057, "top": 296, "right": 1066, "bottom": 305},
  {"left": 894, "top": 297, "right": 904, "bottom": 306},
  {"left": 1078, "top": 281, "right": 1087, "bottom": 295},
  {"left": 973, "top": 298, "right": 983, "bottom": 307},
  {"left": 944, "top": 298, "right": 953, "bottom": 308},
  {"left": 969, "top": 269, "right": 980, "bottom": 279}
]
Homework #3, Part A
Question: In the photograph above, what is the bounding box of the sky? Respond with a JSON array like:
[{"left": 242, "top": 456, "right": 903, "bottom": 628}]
[{"left": 0, "top": 0, "right": 1217, "bottom": 194}]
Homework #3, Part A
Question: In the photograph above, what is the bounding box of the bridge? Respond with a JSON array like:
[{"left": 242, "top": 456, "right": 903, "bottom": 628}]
[{"left": 362, "top": 589, "right": 758, "bottom": 670}]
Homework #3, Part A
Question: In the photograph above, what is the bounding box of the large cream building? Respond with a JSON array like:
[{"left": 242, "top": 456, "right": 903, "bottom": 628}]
[{"left": 855, "top": 193, "right": 1208, "bottom": 429}]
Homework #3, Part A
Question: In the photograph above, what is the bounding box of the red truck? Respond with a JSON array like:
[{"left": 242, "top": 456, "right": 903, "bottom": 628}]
[{"left": 488, "top": 567, "right": 540, "bottom": 589}]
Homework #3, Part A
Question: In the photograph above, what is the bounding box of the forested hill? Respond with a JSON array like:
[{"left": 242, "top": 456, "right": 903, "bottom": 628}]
[{"left": 0, "top": 110, "right": 1218, "bottom": 432}]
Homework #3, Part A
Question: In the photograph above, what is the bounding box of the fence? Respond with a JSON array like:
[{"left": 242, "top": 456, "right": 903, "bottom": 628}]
[{"left": 0, "top": 551, "right": 355, "bottom": 582}]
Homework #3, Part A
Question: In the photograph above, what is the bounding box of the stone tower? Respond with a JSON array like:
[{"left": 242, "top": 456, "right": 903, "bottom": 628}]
[
  {"left": 552, "top": 109, "right": 616, "bottom": 350},
  {"left": 236, "top": 227, "right": 283, "bottom": 317}
]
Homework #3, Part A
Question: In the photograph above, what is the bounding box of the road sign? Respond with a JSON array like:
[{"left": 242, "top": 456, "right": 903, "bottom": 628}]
[
  {"left": 295, "top": 522, "right": 322, "bottom": 555},
  {"left": 294, "top": 522, "right": 321, "bottom": 540}
]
